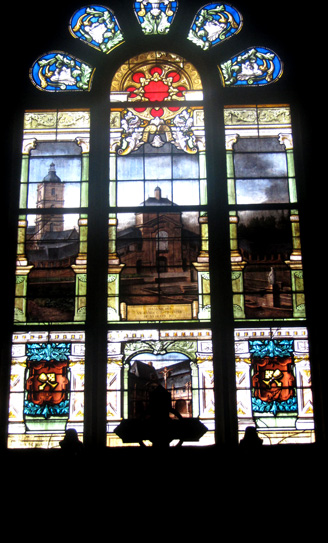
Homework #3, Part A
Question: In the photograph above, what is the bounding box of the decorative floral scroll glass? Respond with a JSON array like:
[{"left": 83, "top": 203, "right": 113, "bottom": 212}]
[
  {"left": 133, "top": 1, "right": 178, "bottom": 34},
  {"left": 188, "top": 3, "right": 243, "bottom": 50},
  {"left": 235, "top": 327, "right": 315, "bottom": 444},
  {"left": 219, "top": 47, "right": 283, "bottom": 87},
  {"left": 69, "top": 5, "right": 124, "bottom": 52},
  {"left": 29, "top": 3, "right": 283, "bottom": 91},
  {"left": 8, "top": 332, "right": 85, "bottom": 449},
  {"left": 29, "top": 51, "right": 95, "bottom": 92}
]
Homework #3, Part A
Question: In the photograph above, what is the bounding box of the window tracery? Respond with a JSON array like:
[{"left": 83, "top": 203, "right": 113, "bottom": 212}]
[{"left": 29, "top": 4, "right": 283, "bottom": 92}]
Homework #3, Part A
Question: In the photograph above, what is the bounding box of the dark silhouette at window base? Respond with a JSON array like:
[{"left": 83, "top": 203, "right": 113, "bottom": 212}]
[
  {"left": 60, "top": 428, "right": 84, "bottom": 455},
  {"left": 239, "top": 426, "right": 263, "bottom": 448},
  {"left": 115, "top": 382, "right": 207, "bottom": 447}
]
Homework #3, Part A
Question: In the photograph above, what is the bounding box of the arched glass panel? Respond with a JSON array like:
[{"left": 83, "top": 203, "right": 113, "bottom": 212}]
[
  {"left": 133, "top": 1, "right": 178, "bottom": 35},
  {"left": 107, "top": 51, "right": 214, "bottom": 446},
  {"left": 69, "top": 5, "right": 124, "bottom": 53},
  {"left": 219, "top": 47, "right": 283, "bottom": 87},
  {"left": 188, "top": 3, "right": 242, "bottom": 50},
  {"left": 29, "top": 51, "right": 95, "bottom": 92},
  {"left": 110, "top": 51, "right": 203, "bottom": 102},
  {"left": 109, "top": 53, "right": 208, "bottom": 325}
]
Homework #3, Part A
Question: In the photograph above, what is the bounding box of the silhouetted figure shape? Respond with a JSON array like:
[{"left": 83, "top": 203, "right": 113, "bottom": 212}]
[
  {"left": 145, "top": 384, "right": 182, "bottom": 447},
  {"left": 239, "top": 426, "right": 263, "bottom": 448},
  {"left": 114, "top": 381, "right": 207, "bottom": 447},
  {"left": 148, "top": 384, "right": 181, "bottom": 420},
  {"left": 60, "top": 428, "right": 84, "bottom": 455}
]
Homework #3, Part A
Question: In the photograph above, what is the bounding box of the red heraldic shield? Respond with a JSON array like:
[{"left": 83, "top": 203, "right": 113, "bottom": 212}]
[
  {"left": 252, "top": 357, "right": 295, "bottom": 403},
  {"left": 26, "top": 360, "right": 69, "bottom": 406}
]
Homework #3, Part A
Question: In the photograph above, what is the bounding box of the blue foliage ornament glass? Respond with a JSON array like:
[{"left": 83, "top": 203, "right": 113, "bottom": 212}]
[
  {"left": 69, "top": 5, "right": 124, "bottom": 53},
  {"left": 249, "top": 339, "right": 294, "bottom": 358},
  {"left": 188, "top": 3, "right": 243, "bottom": 50},
  {"left": 27, "top": 343, "right": 72, "bottom": 361},
  {"left": 219, "top": 46, "right": 283, "bottom": 87},
  {"left": 30, "top": 51, "right": 95, "bottom": 92},
  {"left": 134, "top": 1, "right": 178, "bottom": 34},
  {"left": 24, "top": 343, "right": 71, "bottom": 420}
]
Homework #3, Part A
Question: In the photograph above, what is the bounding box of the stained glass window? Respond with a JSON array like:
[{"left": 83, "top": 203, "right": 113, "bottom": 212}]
[
  {"left": 225, "top": 105, "right": 304, "bottom": 322},
  {"left": 219, "top": 47, "right": 283, "bottom": 87},
  {"left": 107, "top": 50, "right": 214, "bottom": 445},
  {"left": 15, "top": 110, "right": 89, "bottom": 325},
  {"left": 9, "top": 110, "right": 89, "bottom": 447},
  {"left": 5, "top": 2, "right": 318, "bottom": 451},
  {"left": 109, "top": 53, "right": 209, "bottom": 326},
  {"left": 225, "top": 106, "right": 314, "bottom": 444},
  {"left": 235, "top": 327, "right": 314, "bottom": 444},
  {"left": 107, "top": 328, "right": 214, "bottom": 446},
  {"left": 8, "top": 332, "right": 85, "bottom": 448},
  {"left": 109, "top": 51, "right": 203, "bottom": 102}
]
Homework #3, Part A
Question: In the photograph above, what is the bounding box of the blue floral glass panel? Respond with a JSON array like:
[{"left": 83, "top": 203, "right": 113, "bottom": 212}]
[
  {"left": 249, "top": 338, "right": 298, "bottom": 417},
  {"left": 219, "top": 47, "right": 283, "bottom": 87},
  {"left": 69, "top": 5, "right": 124, "bottom": 53},
  {"left": 235, "top": 327, "right": 315, "bottom": 445},
  {"left": 24, "top": 343, "right": 71, "bottom": 420},
  {"left": 188, "top": 3, "right": 242, "bottom": 50},
  {"left": 133, "top": 1, "right": 178, "bottom": 34},
  {"left": 8, "top": 332, "right": 85, "bottom": 448},
  {"left": 30, "top": 51, "right": 95, "bottom": 92}
]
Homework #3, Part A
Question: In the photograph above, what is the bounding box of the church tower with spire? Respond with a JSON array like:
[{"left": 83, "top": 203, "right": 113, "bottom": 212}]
[{"left": 35, "top": 162, "right": 64, "bottom": 239}]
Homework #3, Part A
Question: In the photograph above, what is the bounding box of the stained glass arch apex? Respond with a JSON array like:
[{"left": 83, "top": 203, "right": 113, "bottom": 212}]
[{"left": 110, "top": 51, "right": 203, "bottom": 102}]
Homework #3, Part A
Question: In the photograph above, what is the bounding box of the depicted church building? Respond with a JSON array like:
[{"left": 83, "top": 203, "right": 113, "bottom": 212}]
[
  {"left": 25, "top": 163, "right": 79, "bottom": 321},
  {"left": 117, "top": 186, "right": 200, "bottom": 305},
  {"left": 27, "top": 162, "right": 78, "bottom": 254}
]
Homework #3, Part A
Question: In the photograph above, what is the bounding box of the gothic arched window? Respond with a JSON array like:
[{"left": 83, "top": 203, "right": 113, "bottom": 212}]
[{"left": 4, "top": 2, "right": 318, "bottom": 451}]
